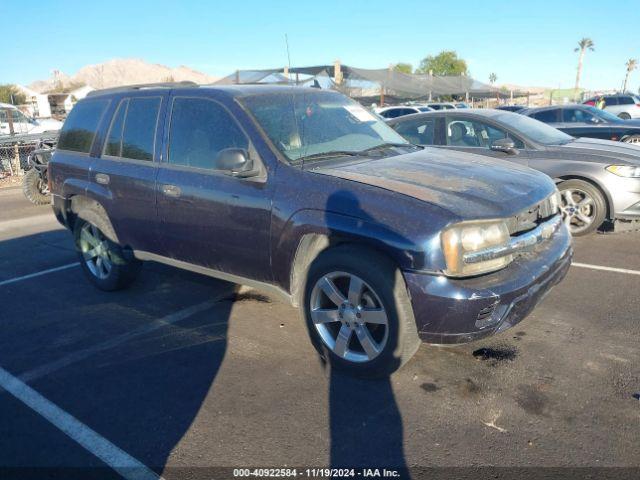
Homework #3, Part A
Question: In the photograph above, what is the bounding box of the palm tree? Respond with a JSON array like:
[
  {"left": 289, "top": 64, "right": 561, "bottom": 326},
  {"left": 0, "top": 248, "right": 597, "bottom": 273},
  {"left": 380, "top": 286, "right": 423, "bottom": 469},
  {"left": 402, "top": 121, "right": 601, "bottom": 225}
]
[
  {"left": 489, "top": 72, "right": 497, "bottom": 84},
  {"left": 623, "top": 59, "right": 638, "bottom": 92},
  {"left": 574, "top": 38, "right": 595, "bottom": 91}
]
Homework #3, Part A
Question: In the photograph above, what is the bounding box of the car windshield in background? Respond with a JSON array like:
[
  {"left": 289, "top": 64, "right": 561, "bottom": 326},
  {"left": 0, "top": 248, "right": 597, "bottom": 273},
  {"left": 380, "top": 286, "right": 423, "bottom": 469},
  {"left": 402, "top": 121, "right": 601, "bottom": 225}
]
[
  {"left": 586, "top": 106, "right": 625, "bottom": 123},
  {"left": 240, "top": 91, "right": 411, "bottom": 165},
  {"left": 495, "top": 112, "right": 574, "bottom": 145}
]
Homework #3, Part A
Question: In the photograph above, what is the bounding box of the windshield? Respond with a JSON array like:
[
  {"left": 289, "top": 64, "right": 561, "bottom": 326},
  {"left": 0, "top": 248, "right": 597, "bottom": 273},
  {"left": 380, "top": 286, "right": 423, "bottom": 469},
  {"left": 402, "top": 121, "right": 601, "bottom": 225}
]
[
  {"left": 584, "top": 105, "right": 623, "bottom": 123},
  {"left": 240, "top": 90, "right": 410, "bottom": 165},
  {"left": 494, "top": 111, "right": 573, "bottom": 145}
]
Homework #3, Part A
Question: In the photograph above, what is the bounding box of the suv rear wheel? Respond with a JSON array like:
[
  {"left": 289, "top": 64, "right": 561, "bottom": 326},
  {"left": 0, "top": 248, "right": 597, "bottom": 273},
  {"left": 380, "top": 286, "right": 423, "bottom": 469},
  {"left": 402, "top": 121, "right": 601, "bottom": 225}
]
[
  {"left": 302, "top": 245, "right": 420, "bottom": 377},
  {"left": 618, "top": 112, "right": 631, "bottom": 120},
  {"left": 74, "top": 219, "right": 142, "bottom": 291}
]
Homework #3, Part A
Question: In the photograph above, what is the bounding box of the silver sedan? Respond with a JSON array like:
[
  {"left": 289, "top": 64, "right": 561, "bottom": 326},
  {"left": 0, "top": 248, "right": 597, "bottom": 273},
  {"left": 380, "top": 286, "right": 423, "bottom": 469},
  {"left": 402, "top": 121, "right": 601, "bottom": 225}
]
[{"left": 387, "top": 109, "right": 640, "bottom": 236}]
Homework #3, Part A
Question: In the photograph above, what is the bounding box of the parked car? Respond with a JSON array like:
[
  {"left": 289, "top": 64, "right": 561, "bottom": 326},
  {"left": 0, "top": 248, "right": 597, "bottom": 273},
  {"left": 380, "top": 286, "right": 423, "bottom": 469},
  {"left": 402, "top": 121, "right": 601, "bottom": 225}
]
[
  {"left": 583, "top": 94, "right": 640, "bottom": 119},
  {"left": 0, "top": 102, "right": 63, "bottom": 136},
  {"left": 425, "top": 102, "right": 456, "bottom": 110},
  {"left": 50, "top": 84, "right": 571, "bottom": 376},
  {"left": 521, "top": 104, "right": 640, "bottom": 144},
  {"left": 388, "top": 109, "right": 640, "bottom": 235},
  {"left": 374, "top": 105, "right": 433, "bottom": 119},
  {"left": 455, "top": 102, "right": 470, "bottom": 109},
  {"left": 496, "top": 105, "right": 526, "bottom": 113}
]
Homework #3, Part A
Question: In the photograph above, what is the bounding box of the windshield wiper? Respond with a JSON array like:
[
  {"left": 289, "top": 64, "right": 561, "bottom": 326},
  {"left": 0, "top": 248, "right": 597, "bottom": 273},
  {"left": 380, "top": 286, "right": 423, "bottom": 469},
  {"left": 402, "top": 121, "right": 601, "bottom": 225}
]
[
  {"left": 357, "top": 142, "right": 421, "bottom": 155},
  {"left": 295, "top": 150, "right": 360, "bottom": 163}
]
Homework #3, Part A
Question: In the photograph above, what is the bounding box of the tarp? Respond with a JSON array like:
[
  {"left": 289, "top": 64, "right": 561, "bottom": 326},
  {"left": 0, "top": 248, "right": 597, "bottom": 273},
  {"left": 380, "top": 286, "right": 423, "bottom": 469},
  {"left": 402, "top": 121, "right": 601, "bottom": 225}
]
[{"left": 214, "top": 64, "right": 526, "bottom": 100}]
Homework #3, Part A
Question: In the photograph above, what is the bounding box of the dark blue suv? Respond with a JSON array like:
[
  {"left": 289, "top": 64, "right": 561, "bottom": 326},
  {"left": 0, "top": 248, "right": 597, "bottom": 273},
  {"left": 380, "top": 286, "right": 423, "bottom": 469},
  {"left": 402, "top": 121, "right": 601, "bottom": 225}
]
[{"left": 50, "top": 83, "right": 572, "bottom": 376}]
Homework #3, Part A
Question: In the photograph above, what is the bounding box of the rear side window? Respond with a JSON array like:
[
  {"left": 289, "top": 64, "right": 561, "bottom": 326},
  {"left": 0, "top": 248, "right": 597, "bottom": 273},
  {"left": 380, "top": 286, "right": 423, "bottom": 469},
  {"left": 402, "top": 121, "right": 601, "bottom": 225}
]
[
  {"left": 394, "top": 118, "right": 436, "bottom": 145},
  {"left": 103, "top": 97, "right": 161, "bottom": 161},
  {"left": 604, "top": 96, "right": 619, "bottom": 106},
  {"left": 58, "top": 99, "right": 109, "bottom": 153},
  {"left": 530, "top": 109, "right": 558, "bottom": 123},
  {"left": 168, "top": 97, "right": 248, "bottom": 170},
  {"left": 618, "top": 96, "right": 634, "bottom": 105}
]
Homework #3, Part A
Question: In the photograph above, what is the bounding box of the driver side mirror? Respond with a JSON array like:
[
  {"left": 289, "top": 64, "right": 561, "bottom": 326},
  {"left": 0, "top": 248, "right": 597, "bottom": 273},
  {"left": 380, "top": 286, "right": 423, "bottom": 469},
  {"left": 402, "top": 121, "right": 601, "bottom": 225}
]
[
  {"left": 215, "top": 148, "right": 255, "bottom": 177},
  {"left": 490, "top": 137, "right": 518, "bottom": 155}
]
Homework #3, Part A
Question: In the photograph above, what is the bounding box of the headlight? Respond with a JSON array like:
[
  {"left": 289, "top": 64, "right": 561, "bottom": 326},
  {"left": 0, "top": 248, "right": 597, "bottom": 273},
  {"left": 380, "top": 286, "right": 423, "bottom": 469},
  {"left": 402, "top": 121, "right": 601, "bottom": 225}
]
[
  {"left": 441, "top": 220, "right": 512, "bottom": 277},
  {"left": 606, "top": 165, "right": 640, "bottom": 178}
]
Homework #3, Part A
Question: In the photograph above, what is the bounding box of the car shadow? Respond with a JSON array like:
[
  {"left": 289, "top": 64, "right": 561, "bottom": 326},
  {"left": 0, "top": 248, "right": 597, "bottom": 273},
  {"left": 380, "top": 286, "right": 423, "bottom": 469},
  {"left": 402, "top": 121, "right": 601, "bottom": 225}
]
[{"left": 321, "top": 191, "right": 411, "bottom": 475}]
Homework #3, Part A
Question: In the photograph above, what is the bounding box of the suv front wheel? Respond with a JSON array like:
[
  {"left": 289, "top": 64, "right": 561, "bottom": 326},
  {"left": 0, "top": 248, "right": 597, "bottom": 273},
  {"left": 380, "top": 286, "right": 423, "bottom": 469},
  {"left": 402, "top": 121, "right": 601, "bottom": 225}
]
[
  {"left": 74, "top": 219, "right": 142, "bottom": 291},
  {"left": 302, "top": 245, "right": 420, "bottom": 377}
]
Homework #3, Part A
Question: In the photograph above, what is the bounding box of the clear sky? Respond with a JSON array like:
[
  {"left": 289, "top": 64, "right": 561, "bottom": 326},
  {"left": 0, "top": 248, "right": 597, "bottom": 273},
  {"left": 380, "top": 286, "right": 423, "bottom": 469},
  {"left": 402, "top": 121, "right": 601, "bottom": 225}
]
[{"left": 2, "top": 0, "right": 639, "bottom": 92}]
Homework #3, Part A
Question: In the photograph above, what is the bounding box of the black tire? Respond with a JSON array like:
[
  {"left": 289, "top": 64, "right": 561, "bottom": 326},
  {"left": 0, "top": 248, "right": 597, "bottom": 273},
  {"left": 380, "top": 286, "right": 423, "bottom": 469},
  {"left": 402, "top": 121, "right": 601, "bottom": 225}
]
[
  {"left": 73, "top": 216, "right": 142, "bottom": 291},
  {"left": 22, "top": 169, "right": 49, "bottom": 205},
  {"left": 558, "top": 179, "right": 607, "bottom": 236},
  {"left": 622, "top": 134, "right": 640, "bottom": 144},
  {"left": 301, "top": 245, "right": 420, "bottom": 378},
  {"left": 618, "top": 112, "right": 631, "bottom": 120}
]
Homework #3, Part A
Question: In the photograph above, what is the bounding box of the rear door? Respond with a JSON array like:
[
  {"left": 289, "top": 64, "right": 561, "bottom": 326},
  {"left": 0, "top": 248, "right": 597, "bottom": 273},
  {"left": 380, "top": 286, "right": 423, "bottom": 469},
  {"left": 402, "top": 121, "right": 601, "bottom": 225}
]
[
  {"left": 603, "top": 96, "right": 622, "bottom": 116},
  {"left": 89, "top": 93, "right": 166, "bottom": 253},
  {"left": 155, "top": 93, "right": 272, "bottom": 282}
]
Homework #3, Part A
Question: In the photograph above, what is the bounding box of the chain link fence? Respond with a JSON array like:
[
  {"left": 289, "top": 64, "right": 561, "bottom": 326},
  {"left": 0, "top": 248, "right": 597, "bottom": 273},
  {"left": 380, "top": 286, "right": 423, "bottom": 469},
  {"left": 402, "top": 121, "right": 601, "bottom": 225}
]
[{"left": 0, "top": 133, "right": 58, "bottom": 178}]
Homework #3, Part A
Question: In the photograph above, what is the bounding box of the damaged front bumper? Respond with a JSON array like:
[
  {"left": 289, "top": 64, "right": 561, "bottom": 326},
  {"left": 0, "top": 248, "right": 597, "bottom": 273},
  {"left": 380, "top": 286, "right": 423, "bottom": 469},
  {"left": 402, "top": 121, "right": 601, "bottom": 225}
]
[{"left": 404, "top": 223, "right": 573, "bottom": 344}]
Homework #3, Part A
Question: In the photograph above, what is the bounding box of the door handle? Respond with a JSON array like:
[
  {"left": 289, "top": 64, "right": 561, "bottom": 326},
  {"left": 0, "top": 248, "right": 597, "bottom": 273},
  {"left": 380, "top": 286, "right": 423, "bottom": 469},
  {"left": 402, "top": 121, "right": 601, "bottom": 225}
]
[
  {"left": 95, "top": 173, "right": 110, "bottom": 185},
  {"left": 162, "top": 184, "right": 181, "bottom": 198}
]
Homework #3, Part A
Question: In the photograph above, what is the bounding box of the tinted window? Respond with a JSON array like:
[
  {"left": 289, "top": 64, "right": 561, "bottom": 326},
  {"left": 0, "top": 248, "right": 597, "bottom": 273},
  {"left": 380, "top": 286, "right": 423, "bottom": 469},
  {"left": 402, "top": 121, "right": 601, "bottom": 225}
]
[
  {"left": 562, "top": 108, "right": 597, "bottom": 123},
  {"left": 394, "top": 118, "right": 436, "bottom": 145},
  {"left": 121, "top": 97, "right": 160, "bottom": 161},
  {"left": 104, "top": 99, "right": 127, "bottom": 157},
  {"left": 604, "top": 96, "right": 619, "bottom": 106},
  {"left": 530, "top": 109, "right": 559, "bottom": 123},
  {"left": 58, "top": 99, "right": 109, "bottom": 153},
  {"left": 168, "top": 97, "right": 249, "bottom": 170},
  {"left": 618, "top": 96, "right": 634, "bottom": 105},
  {"left": 380, "top": 109, "right": 399, "bottom": 118}
]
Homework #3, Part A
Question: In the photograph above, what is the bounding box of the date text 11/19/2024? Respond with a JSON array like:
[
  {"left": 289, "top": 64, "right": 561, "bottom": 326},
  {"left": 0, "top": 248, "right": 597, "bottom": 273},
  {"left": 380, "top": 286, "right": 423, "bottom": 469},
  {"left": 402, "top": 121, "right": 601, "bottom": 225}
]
[{"left": 233, "top": 468, "right": 402, "bottom": 477}]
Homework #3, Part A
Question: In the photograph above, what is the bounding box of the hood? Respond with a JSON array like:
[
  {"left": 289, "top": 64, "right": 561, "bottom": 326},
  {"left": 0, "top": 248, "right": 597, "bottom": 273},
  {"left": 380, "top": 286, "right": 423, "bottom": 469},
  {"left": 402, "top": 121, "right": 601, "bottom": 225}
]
[
  {"left": 312, "top": 148, "right": 556, "bottom": 220},
  {"left": 551, "top": 137, "right": 640, "bottom": 165}
]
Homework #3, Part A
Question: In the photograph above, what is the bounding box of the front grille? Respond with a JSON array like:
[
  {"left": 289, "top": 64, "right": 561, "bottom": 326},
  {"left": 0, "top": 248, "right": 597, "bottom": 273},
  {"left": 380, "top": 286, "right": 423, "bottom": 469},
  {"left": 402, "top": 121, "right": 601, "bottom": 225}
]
[{"left": 507, "top": 193, "right": 558, "bottom": 235}]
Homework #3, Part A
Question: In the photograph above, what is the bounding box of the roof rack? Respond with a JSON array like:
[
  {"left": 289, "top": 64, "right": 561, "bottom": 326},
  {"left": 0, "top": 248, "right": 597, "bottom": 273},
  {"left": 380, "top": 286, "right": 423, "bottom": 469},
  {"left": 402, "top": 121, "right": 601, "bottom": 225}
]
[{"left": 87, "top": 81, "right": 198, "bottom": 97}]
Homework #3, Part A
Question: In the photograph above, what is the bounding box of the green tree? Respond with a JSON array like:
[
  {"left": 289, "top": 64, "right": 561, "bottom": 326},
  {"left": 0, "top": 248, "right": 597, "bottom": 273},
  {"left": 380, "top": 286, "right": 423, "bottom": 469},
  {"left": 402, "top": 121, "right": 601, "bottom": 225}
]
[
  {"left": 415, "top": 51, "right": 468, "bottom": 76},
  {"left": 0, "top": 84, "right": 26, "bottom": 105},
  {"left": 574, "top": 37, "right": 594, "bottom": 90},
  {"left": 393, "top": 63, "right": 413, "bottom": 74},
  {"left": 623, "top": 59, "right": 637, "bottom": 92},
  {"left": 489, "top": 72, "right": 497, "bottom": 84}
]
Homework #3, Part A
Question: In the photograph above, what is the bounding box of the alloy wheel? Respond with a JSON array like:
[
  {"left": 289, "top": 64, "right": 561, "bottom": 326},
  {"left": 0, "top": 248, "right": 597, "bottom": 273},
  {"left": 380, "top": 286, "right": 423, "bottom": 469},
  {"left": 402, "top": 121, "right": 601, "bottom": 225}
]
[
  {"left": 79, "top": 223, "right": 113, "bottom": 279},
  {"left": 310, "top": 271, "right": 389, "bottom": 363},
  {"left": 560, "top": 188, "right": 596, "bottom": 235}
]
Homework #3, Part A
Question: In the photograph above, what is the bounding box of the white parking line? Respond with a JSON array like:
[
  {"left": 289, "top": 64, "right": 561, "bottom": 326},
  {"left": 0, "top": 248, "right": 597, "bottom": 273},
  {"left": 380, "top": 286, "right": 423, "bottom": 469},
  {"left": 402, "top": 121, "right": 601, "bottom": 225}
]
[
  {"left": 20, "top": 299, "right": 223, "bottom": 383},
  {"left": 0, "top": 262, "right": 80, "bottom": 287},
  {"left": 0, "top": 367, "right": 162, "bottom": 480},
  {"left": 572, "top": 262, "right": 640, "bottom": 276}
]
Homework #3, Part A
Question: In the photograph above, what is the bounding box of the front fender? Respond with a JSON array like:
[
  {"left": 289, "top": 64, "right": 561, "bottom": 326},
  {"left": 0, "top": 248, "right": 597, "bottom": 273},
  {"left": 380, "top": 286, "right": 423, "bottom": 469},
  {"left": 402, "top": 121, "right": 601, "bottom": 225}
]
[{"left": 272, "top": 208, "right": 433, "bottom": 293}]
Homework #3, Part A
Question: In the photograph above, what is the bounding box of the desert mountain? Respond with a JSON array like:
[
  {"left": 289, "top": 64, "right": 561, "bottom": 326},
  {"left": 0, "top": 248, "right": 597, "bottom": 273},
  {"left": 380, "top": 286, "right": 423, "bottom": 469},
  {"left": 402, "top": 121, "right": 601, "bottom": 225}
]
[{"left": 29, "top": 58, "right": 218, "bottom": 92}]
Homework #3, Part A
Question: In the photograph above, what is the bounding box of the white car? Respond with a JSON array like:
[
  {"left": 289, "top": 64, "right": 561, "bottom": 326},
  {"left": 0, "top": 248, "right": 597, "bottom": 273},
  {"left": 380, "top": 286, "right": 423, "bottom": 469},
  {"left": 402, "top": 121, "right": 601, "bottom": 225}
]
[
  {"left": 0, "top": 102, "right": 63, "bottom": 136},
  {"left": 374, "top": 105, "right": 434, "bottom": 119},
  {"left": 585, "top": 94, "right": 640, "bottom": 119}
]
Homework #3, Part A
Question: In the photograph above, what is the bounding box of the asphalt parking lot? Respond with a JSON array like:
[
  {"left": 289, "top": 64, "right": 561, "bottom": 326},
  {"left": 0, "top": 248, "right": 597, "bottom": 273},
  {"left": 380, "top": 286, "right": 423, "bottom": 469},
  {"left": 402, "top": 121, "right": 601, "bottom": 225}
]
[{"left": 0, "top": 185, "right": 639, "bottom": 479}]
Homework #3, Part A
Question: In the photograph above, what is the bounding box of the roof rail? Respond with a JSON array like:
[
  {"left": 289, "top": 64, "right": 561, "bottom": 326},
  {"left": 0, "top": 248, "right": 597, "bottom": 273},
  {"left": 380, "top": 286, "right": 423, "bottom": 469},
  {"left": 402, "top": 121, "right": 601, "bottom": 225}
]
[{"left": 87, "top": 81, "right": 198, "bottom": 97}]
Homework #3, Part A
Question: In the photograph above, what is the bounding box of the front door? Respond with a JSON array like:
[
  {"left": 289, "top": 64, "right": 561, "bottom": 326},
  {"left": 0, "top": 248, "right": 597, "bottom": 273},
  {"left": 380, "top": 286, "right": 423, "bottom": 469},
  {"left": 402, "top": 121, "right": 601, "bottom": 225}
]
[
  {"left": 155, "top": 94, "right": 272, "bottom": 282},
  {"left": 556, "top": 107, "right": 612, "bottom": 140},
  {"left": 439, "top": 116, "right": 529, "bottom": 166}
]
